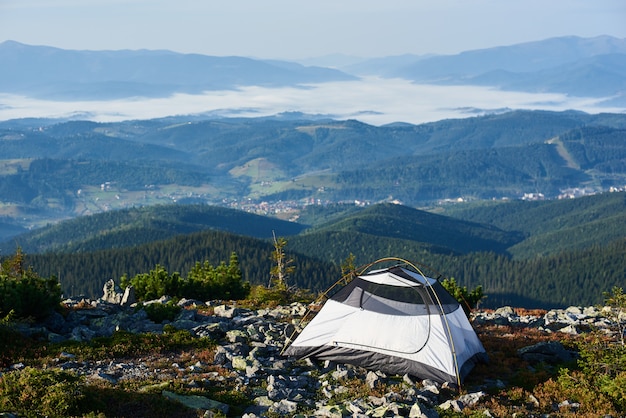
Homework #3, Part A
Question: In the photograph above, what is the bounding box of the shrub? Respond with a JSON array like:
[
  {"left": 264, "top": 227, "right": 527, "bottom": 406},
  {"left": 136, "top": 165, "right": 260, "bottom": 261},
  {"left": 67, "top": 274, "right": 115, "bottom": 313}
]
[
  {"left": 0, "top": 367, "right": 85, "bottom": 417},
  {"left": 247, "top": 284, "right": 290, "bottom": 307},
  {"left": 121, "top": 253, "right": 250, "bottom": 302},
  {"left": 121, "top": 264, "right": 183, "bottom": 301},
  {"left": 536, "top": 287, "right": 626, "bottom": 415},
  {"left": 0, "top": 249, "right": 62, "bottom": 320},
  {"left": 441, "top": 277, "right": 485, "bottom": 315},
  {"left": 603, "top": 286, "right": 626, "bottom": 346},
  {"left": 141, "top": 301, "right": 182, "bottom": 323},
  {"left": 246, "top": 283, "right": 315, "bottom": 308},
  {"left": 185, "top": 253, "right": 250, "bottom": 301}
]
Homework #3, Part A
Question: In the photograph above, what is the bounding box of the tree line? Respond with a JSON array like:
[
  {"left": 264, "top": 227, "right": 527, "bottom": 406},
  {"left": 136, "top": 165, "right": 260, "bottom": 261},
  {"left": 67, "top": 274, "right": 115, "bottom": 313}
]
[{"left": 20, "top": 225, "right": 626, "bottom": 309}]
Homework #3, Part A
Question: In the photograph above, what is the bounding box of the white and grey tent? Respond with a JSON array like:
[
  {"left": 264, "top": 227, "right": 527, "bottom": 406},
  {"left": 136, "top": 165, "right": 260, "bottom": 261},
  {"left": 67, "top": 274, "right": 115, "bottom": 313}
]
[{"left": 283, "top": 261, "right": 488, "bottom": 386}]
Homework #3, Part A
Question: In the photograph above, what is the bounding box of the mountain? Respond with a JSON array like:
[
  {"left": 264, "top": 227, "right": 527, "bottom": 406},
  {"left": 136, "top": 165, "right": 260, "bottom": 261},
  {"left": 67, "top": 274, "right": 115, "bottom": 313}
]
[
  {"left": 2, "top": 36, "right": 625, "bottom": 103},
  {"left": 0, "top": 40, "right": 356, "bottom": 100},
  {"left": 349, "top": 35, "right": 626, "bottom": 102},
  {"left": 393, "top": 36, "right": 626, "bottom": 77},
  {"left": 1, "top": 110, "right": 626, "bottom": 236},
  {"left": 466, "top": 53, "right": 626, "bottom": 100},
  {"left": 10, "top": 193, "right": 625, "bottom": 262}
]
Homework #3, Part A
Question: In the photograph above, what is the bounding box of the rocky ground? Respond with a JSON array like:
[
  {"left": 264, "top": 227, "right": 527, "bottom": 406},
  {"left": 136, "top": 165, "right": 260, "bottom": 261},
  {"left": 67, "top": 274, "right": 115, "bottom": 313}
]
[{"left": 2, "top": 290, "right": 621, "bottom": 417}]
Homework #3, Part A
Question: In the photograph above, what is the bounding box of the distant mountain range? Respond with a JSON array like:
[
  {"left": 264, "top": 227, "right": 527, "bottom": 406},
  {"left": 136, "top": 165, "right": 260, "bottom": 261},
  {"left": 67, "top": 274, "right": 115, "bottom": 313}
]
[
  {"left": 0, "top": 109, "right": 625, "bottom": 238},
  {"left": 1, "top": 35, "right": 625, "bottom": 103},
  {"left": 0, "top": 40, "right": 356, "bottom": 100},
  {"left": 345, "top": 35, "right": 626, "bottom": 104}
]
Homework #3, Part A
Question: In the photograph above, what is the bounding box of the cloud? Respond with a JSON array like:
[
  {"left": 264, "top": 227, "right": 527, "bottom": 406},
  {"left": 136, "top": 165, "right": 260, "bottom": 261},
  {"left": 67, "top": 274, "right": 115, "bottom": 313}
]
[{"left": 0, "top": 78, "right": 623, "bottom": 125}]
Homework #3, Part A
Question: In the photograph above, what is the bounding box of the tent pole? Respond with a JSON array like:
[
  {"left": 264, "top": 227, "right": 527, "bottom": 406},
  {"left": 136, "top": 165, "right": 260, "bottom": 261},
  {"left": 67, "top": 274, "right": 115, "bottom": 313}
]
[{"left": 427, "top": 281, "right": 463, "bottom": 389}]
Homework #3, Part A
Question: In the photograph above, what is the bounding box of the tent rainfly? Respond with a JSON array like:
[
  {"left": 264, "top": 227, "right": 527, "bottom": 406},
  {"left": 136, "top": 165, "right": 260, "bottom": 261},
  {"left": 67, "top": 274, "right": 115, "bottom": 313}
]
[{"left": 282, "top": 264, "right": 488, "bottom": 386}]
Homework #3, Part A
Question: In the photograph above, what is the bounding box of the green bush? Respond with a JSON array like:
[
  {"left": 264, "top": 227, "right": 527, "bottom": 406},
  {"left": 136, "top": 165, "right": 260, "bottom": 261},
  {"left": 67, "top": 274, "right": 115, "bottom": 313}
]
[
  {"left": 121, "top": 264, "right": 183, "bottom": 301},
  {"left": 441, "top": 277, "right": 485, "bottom": 315},
  {"left": 0, "top": 249, "right": 61, "bottom": 320},
  {"left": 0, "top": 367, "right": 85, "bottom": 417},
  {"left": 247, "top": 284, "right": 315, "bottom": 308},
  {"left": 545, "top": 287, "right": 626, "bottom": 415},
  {"left": 141, "top": 301, "right": 182, "bottom": 323},
  {"left": 121, "top": 252, "right": 250, "bottom": 302},
  {"left": 185, "top": 252, "right": 250, "bottom": 301}
]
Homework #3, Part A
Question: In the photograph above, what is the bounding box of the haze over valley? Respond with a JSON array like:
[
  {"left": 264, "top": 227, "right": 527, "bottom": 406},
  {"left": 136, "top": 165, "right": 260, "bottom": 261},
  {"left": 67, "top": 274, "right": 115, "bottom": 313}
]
[{"left": 1, "top": 35, "right": 625, "bottom": 125}]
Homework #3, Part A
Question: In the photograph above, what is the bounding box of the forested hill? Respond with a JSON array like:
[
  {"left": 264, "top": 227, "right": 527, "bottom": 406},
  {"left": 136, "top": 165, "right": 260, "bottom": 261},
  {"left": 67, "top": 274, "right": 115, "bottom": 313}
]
[
  {"left": 300, "top": 203, "right": 523, "bottom": 255},
  {"left": 1, "top": 110, "right": 626, "bottom": 237},
  {"left": 12, "top": 192, "right": 626, "bottom": 259},
  {"left": 0, "top": 204, "right": 305, "bottom": 255},
  {"left": 10, "top": 192, "right": 626, "bottom": 308},
  {"left": 437, "top": 191, "right": 626, "bottom": 259}
]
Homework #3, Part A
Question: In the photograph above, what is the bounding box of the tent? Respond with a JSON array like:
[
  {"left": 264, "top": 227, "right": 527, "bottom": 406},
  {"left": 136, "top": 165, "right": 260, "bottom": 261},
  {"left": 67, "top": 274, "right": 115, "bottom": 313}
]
[{"left": 282, "top": 260, "right": 488, "bottom": 386}]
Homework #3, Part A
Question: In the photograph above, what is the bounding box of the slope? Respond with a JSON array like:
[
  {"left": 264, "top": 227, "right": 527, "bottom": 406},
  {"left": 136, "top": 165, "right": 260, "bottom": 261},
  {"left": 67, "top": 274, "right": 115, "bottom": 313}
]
[
  {"left": 1, "top": 204, "right": 306, "bottom": 254},
  {"left": 439, "top": 191, "right": 626, "bottom": 259},
  {"left": 26, "top": 229, "right": 341, "bottom": 299},
  {"left": 299, "top": 203, "right": 522, "bottom": 254},
  {"left": 7, "top": 195, "right": 626, "bottom": 307}
]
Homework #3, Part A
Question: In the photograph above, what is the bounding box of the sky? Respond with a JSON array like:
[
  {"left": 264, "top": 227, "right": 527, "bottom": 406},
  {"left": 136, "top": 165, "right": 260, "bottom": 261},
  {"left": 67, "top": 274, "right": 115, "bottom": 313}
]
[
  {"left": 1, "top": 0, "right": 625, "bottom": 60},
  {"left": 1, "top": 0, "right": 625, "bottom": 124}
]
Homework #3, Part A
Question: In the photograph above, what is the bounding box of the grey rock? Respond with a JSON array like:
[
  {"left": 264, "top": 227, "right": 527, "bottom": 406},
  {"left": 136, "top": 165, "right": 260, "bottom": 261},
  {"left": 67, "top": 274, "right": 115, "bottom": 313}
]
[
  {"left": 170, "top": 319, "right": 200, "bottom": 331},
  {"left": 120, "top": 285, "right": 135, "bottom": 306},
  {"left": 270, "top": 399, "right": 298, "bottom": 414},
  {"left": 518, "top": 341, "right": 579, "bottom": 364},
  {"left": 403, "top": 373, "right": 416, "bottom": 386},
  {"left": 458, "top": 391, "right": 485, "bottom": 407},
  {"left": 409, "top": 401, "right": 439, "bottom": 418},
  {"left": 232, "top": 356, "right": 249, "bottom": 371},
  {"left": 102, "top": 279, "right": 123, "bottom": 304},
  {"left": 91, "top": 371, "right": 118, "bottom": 384},
  {"left": 246, "top": 364, "right": 261, "bottom": 378},
  {"left": 331, "top": 368, "right": 350, "bottom": 381},
  {"left": 226, "top": 329, "right": 248, "bottom": 343},
  {"left": 439, "top": 399, "right": 464, "bottom": 412},
  {"left": 10, "top": 299, "right": 623, "bottom": 417},
  {"left": 162, "top": 390, "right": 229, "bottom": 414},
  {"left": 177, "top": 298, "right": 204, "bottom": 308},
  {"left": 193, "top": 321, "right": 229, "bottom": 339},
  {"left": 365, "top": 370, "right": 382, "bottom": 388},
  {"left": 557, "top": 399, "right": 580, "bottom": 412},
  {"left": 214, "top": 304, "right": 239, "bottom": 318},
  {"left": 70, "top": 325, "right": 96, "bottom": 342},
  {"left": 494, "top": 306, "right": 516, "bottom": 317},
  {"left": 314, "top": 404, "right": 347, "bottom": 417}
]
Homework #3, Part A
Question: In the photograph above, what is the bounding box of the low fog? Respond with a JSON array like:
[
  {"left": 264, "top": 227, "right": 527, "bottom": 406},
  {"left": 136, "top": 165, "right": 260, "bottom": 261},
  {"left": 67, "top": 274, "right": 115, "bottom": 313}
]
[{"left": 0, "top": 77, "right": 621, "bottom": 125}]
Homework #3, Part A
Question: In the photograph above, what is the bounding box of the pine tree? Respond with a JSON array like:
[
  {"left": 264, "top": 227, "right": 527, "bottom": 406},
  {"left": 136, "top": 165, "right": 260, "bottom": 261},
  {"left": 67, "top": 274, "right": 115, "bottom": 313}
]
[{"left": 269, "top": 231, "right": 294, "bottom": 290}]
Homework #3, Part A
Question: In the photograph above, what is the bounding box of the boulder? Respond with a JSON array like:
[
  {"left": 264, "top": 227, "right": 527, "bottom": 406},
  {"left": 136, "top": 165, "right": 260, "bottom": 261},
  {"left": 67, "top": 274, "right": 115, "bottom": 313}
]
[
  {"left": 101, "top": 279, "right": 123, "bottom": 304},
  {"left": 518, "top": 341, "right": 579, "bottom": 364},
  {"left": 162, "top": 390, "right": 229, "bottom": 414},
  {"left": 120, "top": 285, "right": 136, "bottom": 306}
]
